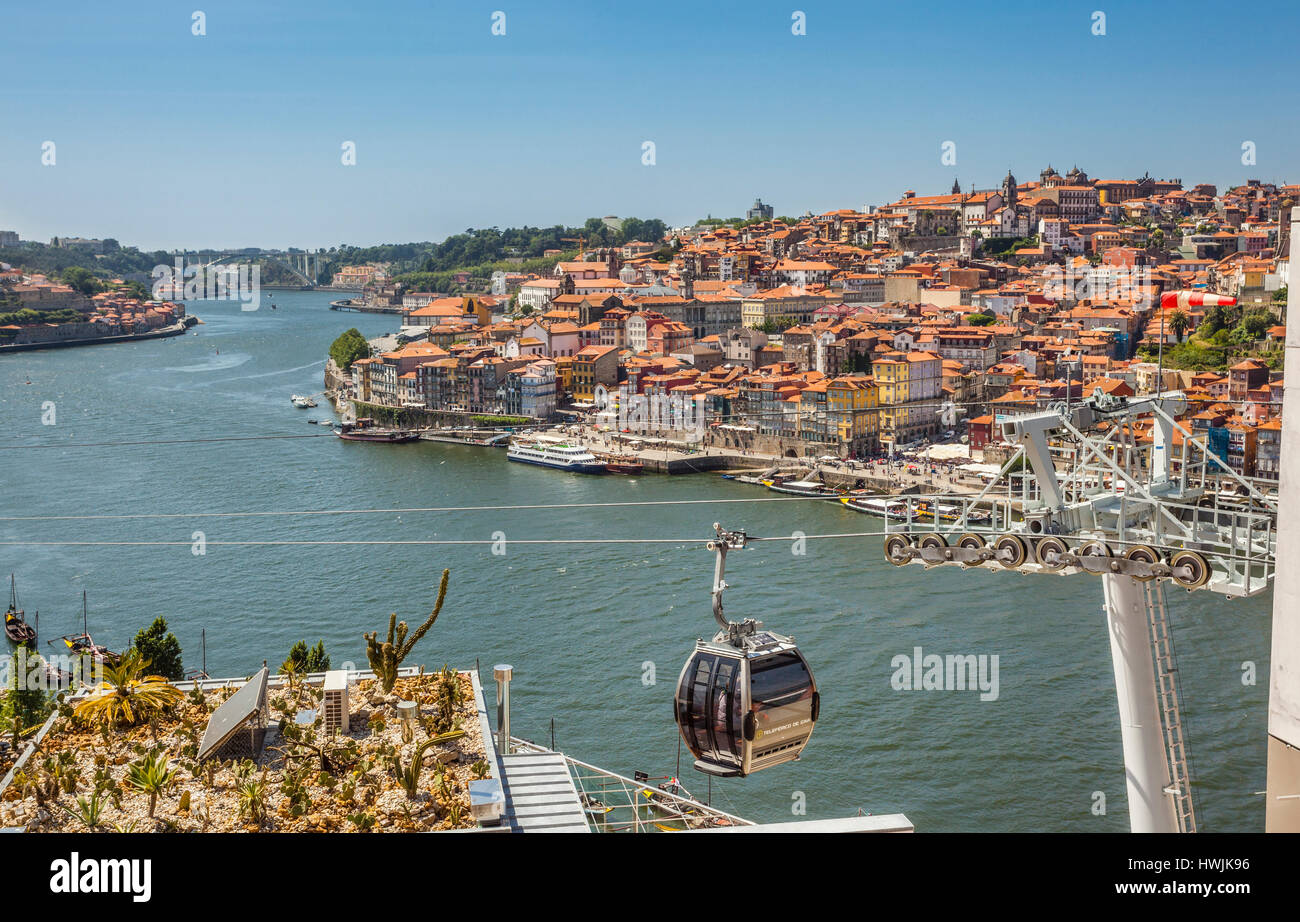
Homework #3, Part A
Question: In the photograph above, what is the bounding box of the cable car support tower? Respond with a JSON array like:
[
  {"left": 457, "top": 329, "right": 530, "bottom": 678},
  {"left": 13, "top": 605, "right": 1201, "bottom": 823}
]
[{"left": 882, "top": 389, "right": 1278, "bottom": 832}]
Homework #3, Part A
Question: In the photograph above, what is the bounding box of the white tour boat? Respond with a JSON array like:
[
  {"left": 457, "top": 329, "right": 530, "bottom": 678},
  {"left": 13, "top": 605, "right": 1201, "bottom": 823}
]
[{"left": 507, "top": 436, "right": 607, "bottom": 474}]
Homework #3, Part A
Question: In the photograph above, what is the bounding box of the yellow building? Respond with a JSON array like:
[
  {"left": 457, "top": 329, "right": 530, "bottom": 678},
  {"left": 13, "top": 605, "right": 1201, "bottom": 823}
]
[
  {"left": 872, "top": 350, "right": 942, "bottom": 448},
  {"left": 826, "top": 375, "right": 880, "bottom": 449},
  {"left": 570, "top": 345, "right": 619, "bottom": 404},
  {"left": 462, "top": 296, "right": 493, "bottom": 327},
  {"left": 872, "top": 354, "right": 907, "bottom": 448},
  {"left": 553, "top": 355, "right": 575, "bottom": 397}
]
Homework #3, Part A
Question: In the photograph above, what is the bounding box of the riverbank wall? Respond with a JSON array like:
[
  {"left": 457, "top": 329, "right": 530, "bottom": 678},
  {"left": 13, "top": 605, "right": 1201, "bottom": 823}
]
[{"left": 0, "top": 315, "right": 198, "bottom": 353}]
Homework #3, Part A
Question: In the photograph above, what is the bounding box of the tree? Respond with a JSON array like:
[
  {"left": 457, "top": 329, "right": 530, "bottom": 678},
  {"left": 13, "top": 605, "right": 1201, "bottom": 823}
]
[
  {"left": 61, "top": 266, "right": 104, "bottom": 296},
  {"left": 1168, "top": 310, "right": 1190, "bottom": 343},
  {"left": 122, "top": 280, "right": 152, "bottom": 302},
  {"left": 329, "top": 328, "right": 371, "bottom": 371},
  {"left": 0, "top": 649, "right": 52, "bottom": 748},
  {"left": 1201, "top": 305, "right": 1232, "bottom": 337},
  {"left": 131, "top": 618, "right": 184, "bottom": 680},
  {"left": 1239, "top": 307, "right": 1273, "bottom": 341},
  {"left": 967, "top": 312, "right": 996, "bottom": 326},
  {"left": 73, "top": 652, "right": 184, "bottom": 730},
  {"left": 280, "top": 640, "right": 330, "bottom": 675}
]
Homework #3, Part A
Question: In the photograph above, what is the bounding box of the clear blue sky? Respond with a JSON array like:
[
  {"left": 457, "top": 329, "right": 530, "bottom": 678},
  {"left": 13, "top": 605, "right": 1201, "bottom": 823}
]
[{"left": 2, "top": 0, "right": 1297, "bottom": 251}]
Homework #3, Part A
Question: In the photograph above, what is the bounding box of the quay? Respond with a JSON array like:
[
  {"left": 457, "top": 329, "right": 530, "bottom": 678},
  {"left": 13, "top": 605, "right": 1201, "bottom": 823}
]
[
  {"left": 330, "top": 298, "right": 401, "bottom": 314},
  {"left": 417, "top": 430, "right": 511, "bottom": 447}
]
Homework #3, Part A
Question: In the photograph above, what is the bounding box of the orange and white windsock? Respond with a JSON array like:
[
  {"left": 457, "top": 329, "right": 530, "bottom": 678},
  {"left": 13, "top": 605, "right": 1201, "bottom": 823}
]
[{"left": 1160, "top": 290, "right": 1237, "bottom": 310}]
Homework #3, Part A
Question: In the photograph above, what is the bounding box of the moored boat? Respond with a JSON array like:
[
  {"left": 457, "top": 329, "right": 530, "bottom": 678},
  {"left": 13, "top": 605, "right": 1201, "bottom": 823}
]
[
  {"left": 603, "top": 453, "right": 644, "bottom": 475},
  {"left": 913, "top": 499, "right": 993, "bottom": 526},
  {"left": 5, "top": 575, "right": 36, "bottom": 646},
  {"left": 52, "top": 592, "right": 119, "bottom": 666},
  {"left": 580, "top": 793, "right": 613, "bottom": 817},
  {"left": 839, "top": 495, "right": 992, "bottom": 526},
  {"left": 290, "top": 394, "right": 318, "bottom": 409},
  {"left": 507, "top": 436, "right": 606, "bottom": 473},
  {"left": 839, "top": 496, "right": 910, "bottom": 520},
  {"left": 640, "top": 777, "right": 699, "bottom": 820},
  {"left": 58, "top": 633, "right": 119, "bottom": 666},
  {"left": 335, "top": 418, "right": 418, "bottom": 443},
  {"left": 763, "top": 478, "right": 845, "bottom": 498}
]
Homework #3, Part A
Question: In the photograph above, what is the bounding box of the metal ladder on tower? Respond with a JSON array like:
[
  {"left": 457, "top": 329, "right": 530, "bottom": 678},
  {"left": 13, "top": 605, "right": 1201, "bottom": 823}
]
[{"left": 1143, "top": 580, "right": 1197, "bottom": 832}]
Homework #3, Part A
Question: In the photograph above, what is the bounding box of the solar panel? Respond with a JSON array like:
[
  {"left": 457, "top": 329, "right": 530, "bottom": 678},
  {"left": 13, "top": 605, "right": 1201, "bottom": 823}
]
[{"left": 197, "top": 667, "right": 269, "bottom": 762}]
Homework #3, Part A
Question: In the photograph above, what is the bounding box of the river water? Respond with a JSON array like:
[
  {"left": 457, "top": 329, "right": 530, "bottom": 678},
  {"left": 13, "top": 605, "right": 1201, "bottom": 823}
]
[{"left": 0, "top": 290, "right": 1274, "bottom": 831}]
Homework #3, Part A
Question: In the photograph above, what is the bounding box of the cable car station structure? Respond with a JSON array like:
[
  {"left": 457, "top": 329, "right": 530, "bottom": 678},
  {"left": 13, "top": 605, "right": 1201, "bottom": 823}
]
[{"left": 879, "top": 383, "right": 1278, "bottom": 832}]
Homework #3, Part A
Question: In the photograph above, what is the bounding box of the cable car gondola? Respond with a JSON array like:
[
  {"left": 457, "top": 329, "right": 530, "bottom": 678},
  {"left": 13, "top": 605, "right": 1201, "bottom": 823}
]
[{"left": 673, "top": 524, "right": 820, "bottom": 778}]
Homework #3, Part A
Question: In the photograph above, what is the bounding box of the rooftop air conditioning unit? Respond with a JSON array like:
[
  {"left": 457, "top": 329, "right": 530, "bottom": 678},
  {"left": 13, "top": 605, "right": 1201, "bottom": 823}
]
[
  {"left": 469, "top": 779, "right": 505, "bottom": 826},
  {"left": 322, "top": 670, "right": 350, "bottom": 734}
]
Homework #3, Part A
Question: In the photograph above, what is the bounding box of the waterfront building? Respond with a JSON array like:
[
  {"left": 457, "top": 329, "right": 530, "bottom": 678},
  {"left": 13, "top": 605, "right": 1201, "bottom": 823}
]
[
  {"left": 873, "top": 350, "right": 942, "bottom": 449},
  {"left": 334, "top": 265, "right": 378, "bottom": 288},
  {"left": 570, "top": 344, "right": 620, "bottom": 405},
  {"left": 518, "top": 359, "right": 557, "bottom": 419}
]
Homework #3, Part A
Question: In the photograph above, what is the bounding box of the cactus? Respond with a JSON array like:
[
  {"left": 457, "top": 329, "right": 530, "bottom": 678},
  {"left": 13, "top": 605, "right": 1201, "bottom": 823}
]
[
  {"left": 364, "top": 569, "right": 450, "bottom": 693},
  {"left": 236, "top": 779, "right": 268, "bottom": 824},
  {"left": 60, "top": 792, "right": 107, "bottom": 830},
  {"left": 390, "top": 739, "right": 436, "bottom": 799}
]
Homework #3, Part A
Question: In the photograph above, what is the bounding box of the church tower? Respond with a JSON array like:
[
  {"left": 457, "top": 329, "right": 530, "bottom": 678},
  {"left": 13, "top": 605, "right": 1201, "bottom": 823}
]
[
  {"left": 1001, "top": 169, "right": 1017, "bottom": 209},
  {"left": 951, "top": 177, "right": 961, "bottom": 196}
]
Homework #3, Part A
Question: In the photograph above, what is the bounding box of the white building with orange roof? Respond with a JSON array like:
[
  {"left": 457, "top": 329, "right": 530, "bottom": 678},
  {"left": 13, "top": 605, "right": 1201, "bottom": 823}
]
[
  {"left": 517, "top": 277, "right": 564, "bottom": 312},
  {"left": 403, "top": 297, "right": 469, "bottom": 327},
  {"left": 774, "top": 258, "right": 837, "bottom": 289}
]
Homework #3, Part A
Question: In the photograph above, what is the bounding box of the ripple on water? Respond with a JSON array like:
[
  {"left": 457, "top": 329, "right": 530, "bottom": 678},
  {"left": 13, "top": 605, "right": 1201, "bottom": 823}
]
[{"left": 163, "top": 352, "right": 252, "bottom": 374}]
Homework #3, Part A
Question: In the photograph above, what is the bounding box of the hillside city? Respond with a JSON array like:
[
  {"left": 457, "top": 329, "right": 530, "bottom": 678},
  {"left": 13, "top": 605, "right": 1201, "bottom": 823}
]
[
  {"left": 0, "top": 166, "right": 1292, "bottom": 478},
  {"left": 329, "top": 167, "right": 1292, "bottom": 479}
]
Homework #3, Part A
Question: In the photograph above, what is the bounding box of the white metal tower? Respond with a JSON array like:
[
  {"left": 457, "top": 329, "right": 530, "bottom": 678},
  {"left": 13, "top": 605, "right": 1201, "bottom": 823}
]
[{"left": 1266, "top": 205, "right": 1300, "bottom": 831}]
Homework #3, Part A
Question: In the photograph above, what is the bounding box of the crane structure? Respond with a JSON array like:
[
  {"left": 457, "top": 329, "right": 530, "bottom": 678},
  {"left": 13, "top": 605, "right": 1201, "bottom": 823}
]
[
  {"left": 560, "top": 235, "right": 587, "bottom": 257},
  {"left": 881, "top": 387, "right": 1278, "bottom": 832}
]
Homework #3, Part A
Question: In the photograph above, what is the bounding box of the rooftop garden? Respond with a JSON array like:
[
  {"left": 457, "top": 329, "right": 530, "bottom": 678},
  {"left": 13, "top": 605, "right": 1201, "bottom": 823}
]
[{"left": 1, "top": 569, "right": 490, "bottom": 833}]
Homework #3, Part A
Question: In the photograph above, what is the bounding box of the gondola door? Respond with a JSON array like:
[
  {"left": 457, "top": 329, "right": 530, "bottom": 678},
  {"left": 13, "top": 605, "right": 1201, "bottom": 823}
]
[{"left": 676, "top": 649, "right": 746, "bottom": 776}]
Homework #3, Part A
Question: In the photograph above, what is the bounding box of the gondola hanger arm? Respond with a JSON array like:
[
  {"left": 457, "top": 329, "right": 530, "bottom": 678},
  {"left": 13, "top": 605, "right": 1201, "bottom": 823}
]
[{"left": 708, "top": 523, "right": 757, "bottom": 638}]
